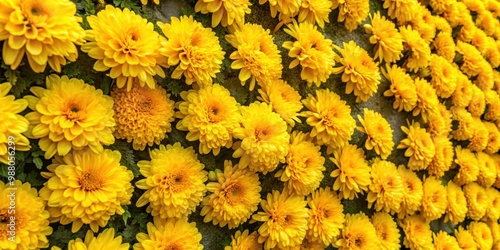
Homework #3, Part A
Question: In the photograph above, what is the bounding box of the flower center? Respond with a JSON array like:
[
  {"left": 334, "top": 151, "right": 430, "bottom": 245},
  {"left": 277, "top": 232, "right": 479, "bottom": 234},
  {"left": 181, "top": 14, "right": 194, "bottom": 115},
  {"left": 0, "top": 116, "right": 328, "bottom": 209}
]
[
  {"left": 207, "top": 104, "right": 223, "bottom": 123},
  {"left": 159, "top": 172, "right": 188, "bottom": 193},
  {"left": 255, "top": 127, "right": 271, "bottom": 141},
  {"left": 0, "top": 209, "right": 8, "bottom": 224},
  {"left": 79, "top": 170, "right": 103, "bottom": 192},
  {"left": 66, "top": 103, "right": 83, "bottom": 121},
  {"left": 22, "top": 0, "right": 51, "bottom": 24},
  {"left": 223, "top": 182, "right": 244, "bottom": 205}
]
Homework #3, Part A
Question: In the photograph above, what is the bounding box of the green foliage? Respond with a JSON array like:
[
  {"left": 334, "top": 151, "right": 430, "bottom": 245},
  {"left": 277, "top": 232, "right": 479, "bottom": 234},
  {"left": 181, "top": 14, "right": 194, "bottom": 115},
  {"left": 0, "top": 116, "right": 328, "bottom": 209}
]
[
  {"left": 106, "top": 140, "right": 141, "bottom": 178},
  {"left": 113, "top": 0, "right": 141, "bottom": 12}
]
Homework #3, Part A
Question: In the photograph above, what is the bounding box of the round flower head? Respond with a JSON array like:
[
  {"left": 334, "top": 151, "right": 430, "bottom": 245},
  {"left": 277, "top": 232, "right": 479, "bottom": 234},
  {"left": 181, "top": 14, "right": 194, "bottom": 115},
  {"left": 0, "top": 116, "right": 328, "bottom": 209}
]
[
  {"left": 484, "top": 121, "right": 500, "bottom": 154},
  {"left": 409, "top": 7, "right": 437, "bottom": 44},
  {"left": 488, "top": 220, "right": 500, "bottom": 248},
  {"left": 468, "top": 86, "right": 486, "bottom": 117},
  {"left": 0, "top": 180, "right": 52, "bottom": 249},
  {"left": 282, "top": 21, "right": 335, "bottom": 87},
  {"left": 195, "top": 0, "right": 251, "bottom": 27},
  {"left": 452, "top": 73, "right": 474, "bottom": 108},
  {"left": 455, "top": 226, "right": 477, "bottom": 250},
  {"left": 494, "top": 154, "right": 500, "bottom": 189},
  {"left": 159, "top": 15, "right": 224, "bottom": 86},
  {"left": 421, "top": 176, "right": 448, "bottom": 221},
  {"left": 412, "top": 78, "right": 438, "bottom": 122},
  {"left": 367, "top": 160, "right": 404, "bottom": 213},
  {"left": 226, "top": 23, "right": 282, "bottom": 90},
  {"left": 81, "top": 6, "right": 164, "bottom": 91},
  {"left": 257, "top": 79, "right": 303, "bottom": 127},
  {"left": 433, "top": 231, "right": 460, "bottom": 250},
  {"left": 485, "top": 187, "right": 500, "bottom": 221},
  {"left": 134, "top": 218, "right": 203, "bottom": 250},
  {"left": 382, "top": 0, "right": 417, "bottom": 23},
  {"left": 464, "top": 182, "right": 489, "bottom": 221},
  {"left": 332, "top": 41, "right": 381, "bottom": 103},
  {"left": 225, "top": 230, "right": 262, "bottom": 250},
  {"left": 456, "top": 41, "right": 487, "bottom": 78},
  {"left": 371, "top": 212, "right": 400, "bottom": 250},
  {"left": 335, "top": 212, "right": 380, "bottom": 250},
  {"left": 432, "top": 32, "right": 456, "bottom": 62},
  {"left": 469, "top": 221, "right": 493, "bottom": 250},
  {"left": 357, "top": 109, "right": 394, "bottom": 159},
  {"left": 332, "top": 0, "right": 370, "bottom": 31},
  {"left": 259, "top": 0, "right": 301, "bottom": 20},
  {"left": 476, "top": 11, "right": 498, "bottom": 36},
  {"left": 451, "top": 107, "right": 475, "bottom": 141},
  {"left": 444, "top": 181, "right": 468, "bottom": 224},
  {"left": 476, "top": 152, "right": 497, "bottom": 187},
  {"left": 429, "top": 55, "right": 457, "bottom": 99},
  {"left": 397, "top": 166, "right": 423, "bottom": 219},
  {"left": 232, "top": 102, "right": 289, "bottom": 174},
  {"left": 306, "top": 187, "right": 344, "bottom": 245},
  {"left": 363, "top": 12, "right": 403, "bottom": 63},
  {"left": 382, "top": 64, "right": 417, "bottom": 112},
  {"left": 201, "top": 160, "right": 261, "bottom": 229},
  {"left": 136, "top": 143, "right": 208, "bottom": 219},
  {"left": 56, "top": 228, "right": 129, "bottom": 250},
  {"left": 0, "top": 82, "right": 30, "bottom": 164},
  {"left": 397, "top": 121, "right": 435, "bottom": 171},
  {"left": 252, "top": 190, "right": 309, "bottom": 249},
  {"left": 176, "top": 84, "right": 241, "bottom": 156},
  {"left": 428, "top": 135, "right": 454, "bottom": 178},
  {"left": 276, "top": 132, "right": 325, "bottom": 196},
  {"left": 330, "top": 144, "right": 371, "bottom": 200},
  {"left": 399, "top": 214, "right": 434, "bottom": 249},
  {"left": 484, "top": 90, "right": 500, "bottom": 122},
  {"left": 427, "top": 103, "right": 453, "bottom": 138},
  {"left": 111, "top": 82, "right": 175, "bottom": 151},
  {"left": 299, "top": 237, "right": 327, "bottom": 249},
  {"left": 302, "top": 89, "right": 356, "bottom": 152},
  {"left": 0, "top": 0, "right": 84, "bottom": 72},
  {"left": 467, "top": 119, "right": 488, "bottom": 152},
  {"left": 400, "top": 25, "right": 431, "bottom": 72},
  {"left": 39, "top": 149, "right": 133, "bottom": 233},
  {"left": 298, "top": 0, "right": 333, "bottom": 28},
  {"left": 432, "top": 15, "right": 452, "bottom": 34},
  {"left": 453, "top": 146, "right": 479, "bottom": 186},
  {"left": 24, "top": 75, "right": 115, "bottom": 159}
]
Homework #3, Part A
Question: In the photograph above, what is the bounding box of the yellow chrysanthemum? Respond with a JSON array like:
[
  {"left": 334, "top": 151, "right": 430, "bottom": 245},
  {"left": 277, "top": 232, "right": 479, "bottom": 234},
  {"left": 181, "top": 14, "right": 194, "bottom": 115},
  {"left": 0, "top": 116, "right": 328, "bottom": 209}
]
[
  {"left": 357, "top": 109, "right": 394, "bottom": 159},
  {"left": 276, "top": 132, "right": 325, "bottom": 196},
  {"left": 136, "top": 143, "right": 208, "bottom": 219},
  {"left": 485, "top": 187, "right": 500, "bottom": 221},
  {"left": 432, "top": 32, "right": 456, "bottom": 62},
  {"left": 159, "top": 15, "right": 224, "bottom": 86},
  {"left": 428, "top": 135, "right": 454, "bottom": 178},
  {"left": 420, "top": 176, "right": 448, "bottom": 221},
  {"left": 332, "top": 41, "right": 381, "bottom": 102},
  {"left": 371, "top": 212, "right": 400, "bottom": 250},
  {"left": 476, "top": 152, "right": 497, "bottom": 187},
  {"left": 282, "top": 21, "right": 335, "bottom": 87},
  {"left": 56, "top": 228, "right": 129, "bottom": 250},
  {"left": 225, "top": 230, "right": 262, "bottom": 250},
  {"left": 306, "top": 187, "right": 344, "bottom": 245},
  {"left": 298, "top": 0, "right": 332, "bottom": 28},
  {"left": 468, "top": 86, "right": 486, "bottom": 118},
  {"left": 367, "top": 160, "right": 404, "bottom": 213},
  {"left": 0, "top": 180, "right": 52, "bottom": 250},
  {"left": 469, "top": 221, "right": 494, "bottom": 250},
  {"left": 400, "top": 25, "right": 431, "bottom": 72},
  {"left": 232, "top": 102, "right": 289, "bottom": 174},
  {"left": 427, "top": 103, "right": 453, "bottom": 138},
  {"left": 484, "top": 121, "right": 500, "bottom": 154},
  {"left": 455, "top": 226, "right": 477, "bottom": 250},
  {"left": 433, "top": 231, "right": 460, "bottom": 250},
  {"left": 428, "top": 55, "right": 457, "bottom": 99},
  {"left": 302, "top": 89, "right": 356, "bottom": 151},
  {"left": 0, "top": 0, "right": 84, "bottom": 72},
  {"left": 39, "top": 149, "right": 133, "bottom": 233},
  {"left": 399, "top": 214, "right": 434, "bottom": 249},
  {"left": 452, "top": 73, "right": 474, "bottom": 108},
  {"left": 413, "top": 78, "right": 438, "bottom": 122},
  {"left": 176, "top": 84, "right": 241, "bottom": 155},
  {"left": 111, "top": 82, "right": 175, "bottom": 151},
  {"left": 468, "top": 119, "right": 489, "bottom": 153},
  {"left": 0, "top": 82, "right": 30, "bottom": 164},
  {"left": 488, "top": 219, "right": 500, "bottom": 248},
  {"left": 226, "top": 23, "right": 282, "bottom": 90},
  {"left": 432, "top": 15, "right": 452, "bottom": 33},
  {"left": 397, "top": 166, "right": 423, "bottom": 219},
  {"left": 24, "top": 75, "right": 115, "bottom": 159},
  {"left": 252, "top": 190, "right": 309, "bottom": 249},
  {"left": 409, "top": 7, "right": 436, "bottom": 44},
  {"left": 451, "top": 107, "right": 475, "bottom": 141},
  {"left": 382, "top": 0, "right": 417, "bottom": 23},
  {"left": 134, "top": 218, "right": 203, "bottom": 250},
  {"left": 453, "top": 146, "right": 480, "bottom": 186},
  {"left": 195, "top": 0, "right": 251, "bottom": 27},
  {"left": 363, "top": 12, "right": 403, "bottom": 63},
  {"left": 332, "top": 0, "right": 370, "bottom": 31},
  {"left": 330, "top": 144, "right": 371, "bottom": 200},
  {"left": 456, "top": 41, "right": 487, "bottom": 78},
  {"left": 494, "top": 154, "right": 500, "bottom": 189},
  {"left": 382, "top": 64, "right": 417, "bottom": 112},
  {"left": 257, "top": 79, "right": 303, "bottom": 127},
  {"left": 464, "top": 182, "right": 489, "bottom": 221},
  {"left": 335, "top": 212, "right": 380, "bottom": 250},
  {"left": 259, "top": 0, "right": 301, "bottom": 20},
  {"left": 201, "top": 160, "right": 261, "bottom": 229},
  {"left": 444, "top": 181, "right": 468, "bottom": 224},
  {"left": 398, "top": 121, "right": 435, "bottom": 171},
  {"left": 484, "top": 90, "right": 500, "bottom": 122},
  {"left": 81, "top": 5, "right": 164, "bottom": 91}
]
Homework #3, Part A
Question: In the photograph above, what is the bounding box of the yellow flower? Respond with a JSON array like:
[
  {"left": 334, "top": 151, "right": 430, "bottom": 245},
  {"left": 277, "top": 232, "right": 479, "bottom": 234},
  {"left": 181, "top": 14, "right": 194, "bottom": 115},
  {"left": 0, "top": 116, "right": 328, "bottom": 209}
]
[
  {"left": 433, "top": 231, "right": 460, "bottom": 250},
  {"left": 464, "top": 182, "right": 489, "bottom": 221},
  {"left": 409, "top": 6, "right": 436, "bottom": 44},
  {"left": 476, "top": 152, "right": 497, "bottom": 187},
  {"left": 58, "top": 228, "right": 129, "bottom": 250},
  {"left": 432, "top": 32, "right": 456, "bottom": 62},
  {"left": 371, "top": 212, "right": 401, "bottom": 250},
  {"left": 452, "top": 73, "right": 474, "bottom": 108},
  {"left": 494, "top": 154, "right": 500, "bottom": 189},
  {"left": 485, "top": 187, "right": 500, "bottom": 221},
  {"left": 276, "top": 132, "right": 325, "bottom": 196},
  {"left": 487, "top": 219, "right": 500, "bottom": 248},
  {"left": 306, "top": 187, "right": 344, "bottom": 245},
  {"left": 451, "top": 107, "right": 475, "bottom": 141},
  {"left": 111, "top": 82, "right": 175, "bottom": 151},
  {"left": 159, "top": 15, "right": 224, "bottom": 86},
  {"left": 176, "top": 84, "right": 241, "bottom": 156},
  {"left": 427, "top": 103, "right": 453, "bottom": 138},
  {"left": 432, "top": 15, "right": 452, "bottom": 34},
  {"left": 468, "top": 118, "right": 489, "bottom": 152},
  {"left": 455, "top": 226, "right": 477, "bottom": 250},
  {"left": 400, "top": 25, "right": 431, "bottom": 72},
  {"left": 382, "top": 64, "right": 417, "bottom": 112},
  {"left": 257, "top": 79, "right": 303, "bottom": 127},
  {"left": 335, "top": 212, "right": 380, "bottom": 250},
  {"left": 225, "top": 230, "right": 262, "bottom": 250},
  {"left": 0, "top": 0, "right": 84, "bottom": 72},
  {"left": 428, "top": 135, "right": 454, "bottom": 178},
  {"left": 484, "top": 89, "right": 500, "bottom": 122},
  {"left": 468, "top": 86, "right": 486, "bottom": 117},
  {"left": 259, "top": 0, "right": 301, "bottom": 20},
  {"left": 397, "top": 166, "right": 423, "bottom": 219},
  {"left": 252, "top": 190, "right": 309, "bottom": 249},
  {"left": 140, "top": 0, "right": 159, "bottom": 4},
  {"left": 134, "top": 218, "right": 203, "bottom": 250},
  {"left": 397, "top": 121, "right": 435, "bottom": 171},
  {"left": 456, "top": 41, "right": 487, "bottom": 77},
  {"left": 357, "top": 109, "right": 394, "bottom": 159},
  {"left": 232, "top": 102, "right": 289, "bottom": 174},
  {"left": 476, "top": 11, "right": 498, "bottom": 36},
  {"left": 453, "top": 146, "right": 480, "bottom": 186},
  {"left": 332, "top": 0, "right": 370, "bottom": 31},
  {"left": 226, "top": 23, "right": 282, "bottom": 90},
  {"left": 302, "top": 89, "right": 356, "bottom": 151},
  {"left": 469, "top": 221, "right": 493, "bottom": 250},
  {"left": 444, "top": 181, "right": 468, "bottom": 224},
  {"left": 399, "top": 214, "right": 434, "bottom": 249},
  {"left": 136, "top": 143, "right": 208, "bottom": 219},
  {"left": 298, "top": 0, "right": 332, "bottom": 28},
  {"left": 382, "top": 0, "right": 417, "bottom": 23},
  {"left": 24, "top": 75, "right": 115, "bottom": 159},
  {"left": 0, "top": 180, "right": 52, "bottom": 249},
  {"left": 421, "top": 176, "right": 448, "bottom": 221},
  {"left": 363, "top": 12, "right": 403, "bottom": 63},
  {"left": 428, "top": 55, "right": 457, "bottom": 99},
  {"left": 282, "top": 21, "right": 336, "bottom": 87},
  {"left": 195, "top": 0, "right": 251, "bottom": 27},
  {"left": 332, "top": 41, "right": 381, "bottom": 103},
  {"left": 39, "top": 149, "right": 133, "bottom": 233},
  {"left": 484, "top": 121, "right": 500, "bottom": 154},
  {"left": 413, "top": 78, "right": 439, "bottom": 122},
  {"left": 201, "top": 160, "right": 261, "bottom": 229},
  {"left": 82, "top": 5, "right": 164, "bottom": 91},
  {"left": 367, "top": 160, "right": 404, "bottom": 213},
  {"left": 330, "top": 144, "right": 371, "bottom": 200}
]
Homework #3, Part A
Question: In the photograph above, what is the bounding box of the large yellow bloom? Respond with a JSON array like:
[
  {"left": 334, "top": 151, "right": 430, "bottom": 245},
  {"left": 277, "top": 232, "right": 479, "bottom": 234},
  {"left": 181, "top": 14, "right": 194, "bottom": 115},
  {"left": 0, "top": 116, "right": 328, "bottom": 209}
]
[
  {"left": 397, "top": 166, "right": 423, "bottom": 219},
  {"left": 382, "top": 64, "right": 417, "bottom": 112},
  {"left": 444, "top": 181, "right": 468, "bottom": 224},
  {"left": 232, "top": 102, "right": 289, "bottom": 174},
  {"left": 455, "top": 226, "right": 477, "bottom": 250},
  {"left": 136, "top": 143, "right": 208, "bottom": 219},
  {"left": 335, "top": 212, "right": 380, "bottom": 249},
  {"left": 433, "top": 231, "right": 460, "bottom": 250},
  {"left": 225, "top": 230, "right": 262, "bottom": 250},
  {"left": 357, "top": 108, "right": 394, "bottom": 159},
  {"left": 332, "top": 0, "right": 370, "bottom": 31},
  {"left": 451, "top": 107, "right": 475, "bottom": 141},
  {"left": 201, "top": 160, "right": 261, "bottom": 229},
  {"left": 282, "top": 21, "right": 336, "bottom": 87},
  {"left": 39, "top": 149, "right": 133, "bottom": 233},
  {"left": 159, "top": 15, "right": 224, "bottom": 86},
  {"left": 432, "top": 32, "right": 456, "bottom": 62},
  {"left": 195, "top": 0, "right": 251, "bottom": 27},
  {"left": 382, "top": 0, "right": 418, "bottom": 23},
  {"left": 259, "top": 0, "right": 301, "bottom": 20},
  {"left": 82, "top": 5, "right": 164, "bottom": 91},
  {"left": 298, "top": 0, "right": 333, "bottom": 28},
  {"left": 400, "top": 25, "right": 431, "bottom": 72},
  {"left": 476, "top": 152, "right": 497, "bottom": 187},
  {"left": 428, "top": 135, "right": 454, "bottom": 178},
  {"left": 0, "top": 180, "right": 52, "bottom": 250},
  {"left": 367, "top": 160, "right": 404, "bottom": 213},
  {"left": 399, "top": 214, "right": 434, "bottom": 249},
  {"left": 330, "top": 144, "right": 371, "bottom": 200},
  {"left": 453, "top": 146, "right": 479, "bottom": 186},
  {"left": 306, "top": 187, "right": 344, "bottom": 246},
  {"left": 413, "top": 78, "right": 439, "bottom": 122},
  {"left": 469, "top": 222, "right": 493, "bottom": 250},
  {"left": 53, "top": 228, "right": 129, "bottom": 250},
  {"left": 177, "top": 84, "right": 241, "bottom": 156},
  {"left": 398, "top": 121, "right": 435, "bottom": 171},
  {"left": 134, "top": 218, "right": 203, "bottom": 250},
  {"left": 485, "top": 187, "right": 500, "bottom": 221},
  {"left": 111, "top": 82, "right": 175, "bottom": 151},
  {"left": 364, "top": 12, "right": 403, "bottom": 63},
  {"left": 371, "top": 212, "right": 401, "bottom": 250},
  {"left": 464, "top": 182, "right": 489, "bottom": 221},
  {"left": 421, "top": 176, "right": 448, "bottom": 221},
  {"left": 257, "top": 79, "right": 303, "bottom": 127},
  {"left": 427, "top": 103, "right": 453, "bottom": 138},
  {"left": 456, "top": 41, "right": 487, "bottom": 78},
  {"left": 252, "top": 190, "right": 309, "bottom": 249},
  {"left": 0, "top": 0, "right": 84, "bottom": 72},
  {"left": 24, "top": 75, "right": 115, "bottom": 159}
]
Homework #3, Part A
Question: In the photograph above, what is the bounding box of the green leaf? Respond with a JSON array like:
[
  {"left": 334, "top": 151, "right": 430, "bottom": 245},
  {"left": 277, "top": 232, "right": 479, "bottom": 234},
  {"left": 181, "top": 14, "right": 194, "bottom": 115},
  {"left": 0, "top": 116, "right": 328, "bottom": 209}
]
[
  {"left": 101, "top": 76, "right": 112, "bottom": 95},
  {"left": 33, "top": 157, "right": 43, "bottom": 169},
  {"left": 106, "top": 140, "right": 140, "bottom": 178},
  {"left": 122, "top": 208, "right": 131, "bottom": 225}
]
